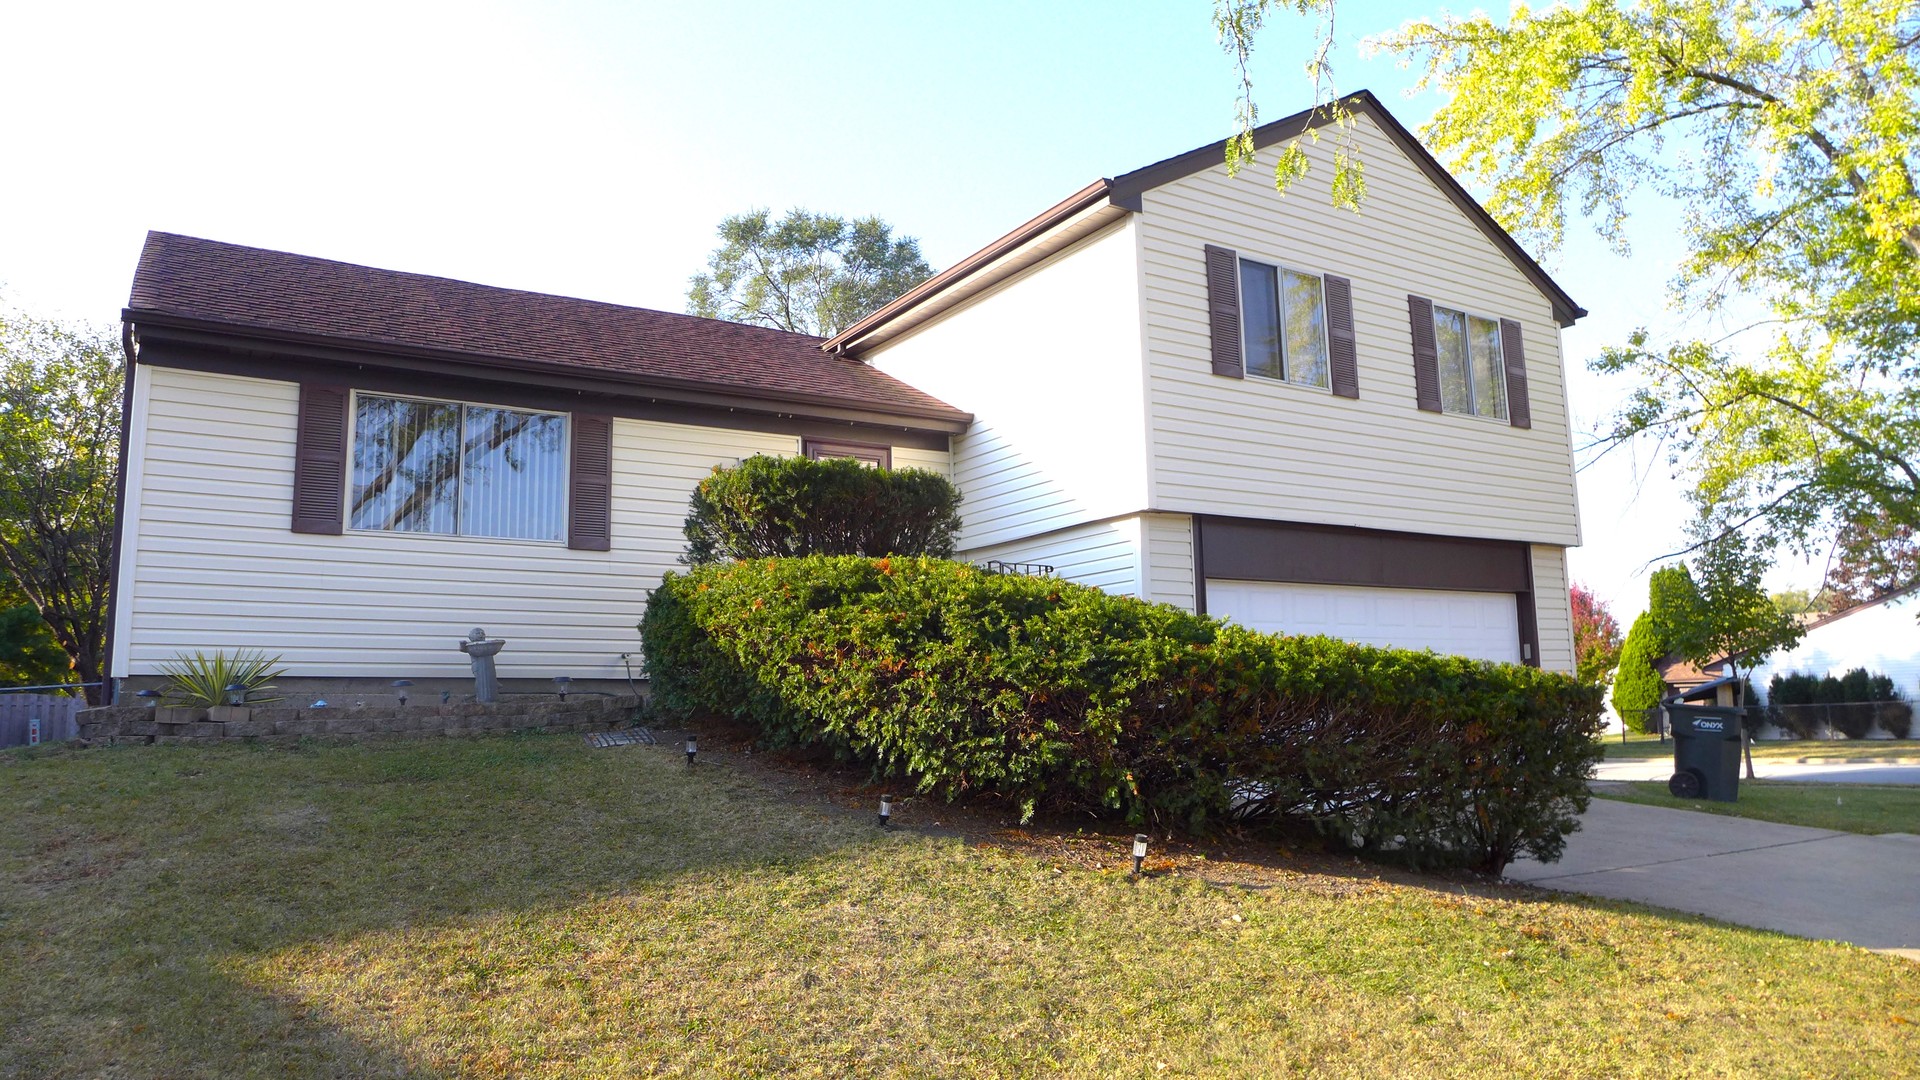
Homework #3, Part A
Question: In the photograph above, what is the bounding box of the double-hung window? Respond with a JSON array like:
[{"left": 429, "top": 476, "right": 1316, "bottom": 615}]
[
  {"left": 1239, "top": 258, "right": 1329, "bottom": 389},
  {"left": 1431, "top": 306, "right": 1508, "bottom": 421},
  {"left": 348, "top": 393, "right": 569, "bottom": 542}
]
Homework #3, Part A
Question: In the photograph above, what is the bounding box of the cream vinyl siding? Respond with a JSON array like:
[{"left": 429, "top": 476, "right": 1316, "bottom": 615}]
[
  {"left": 890, "top": 444, "right": 951, "bottom": 477},
  {"left": 1142, "top": 513, "right": 1196, "bottom": 611},
  {"left": 115, "top": 366, "right": 814, "bottom": 679},
  {"left": 864, "top": 220, "right": 1149, "bottom": 551},
  {"left": 959, "top": 517, "right": 1145, "bottom": 596},
  {"left": 1531, "top": 545, "right": 1576, "bottom": 675},
  {"left": 1137, "top": 111, "right": 1581, "bottom": 547}
]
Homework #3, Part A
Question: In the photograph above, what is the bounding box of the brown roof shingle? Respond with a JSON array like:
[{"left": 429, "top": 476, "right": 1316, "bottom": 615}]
[{"left": 125, "top": 232, "right": 967, "bottom": 425}]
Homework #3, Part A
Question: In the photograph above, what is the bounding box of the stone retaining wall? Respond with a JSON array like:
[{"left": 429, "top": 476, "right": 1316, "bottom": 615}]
[{"left": 75, "top": 696, "right": 641, "bottom": 744}]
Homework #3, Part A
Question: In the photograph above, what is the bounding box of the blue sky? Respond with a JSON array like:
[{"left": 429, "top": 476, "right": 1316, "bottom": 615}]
[{"left": 0, "top": 0, "right": 1810, "bottom": 621}]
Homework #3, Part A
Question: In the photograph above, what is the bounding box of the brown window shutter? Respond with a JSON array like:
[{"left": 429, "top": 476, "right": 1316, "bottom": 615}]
[
  {"left": 568, "top": 413, "right": 613, "bottom": 551},
  {"left": 1408, "top": 295, "right": 1441, "bottom": 413},
  {"left": 1204, "top": 244, "right": 1243, "bottom": 378},
  {"left": 291, "top": 383, "right": 348, "bottom": 534},
  {"left": 1324, "top": 274, "right": 1359, "bottom": 398},
  {"left": 1499, "top": 318, "right": 1532, "bottom": 429}
]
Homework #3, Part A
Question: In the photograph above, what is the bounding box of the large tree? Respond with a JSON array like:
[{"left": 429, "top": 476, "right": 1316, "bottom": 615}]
[
  {"left": 1654, "top": 532, "right": 1806, "bottom": 777},
  {"left": 1378, "top": 0, "right": 1920, "bottom": 569},
  {"left": 0, "top": 311, "right": 122, "bottom": 702},
  {"left": 1222, "top": 1, "right": 1920, "bottom": 575},
  {"left": 0, "top": 574, "right": 70, "bottom": 688},
  {"left": 1823, "top": 512, "right": 1920, "bottom": 607},
  {"left": 686, "top": 209, "right": 933, "bottom": 338}
]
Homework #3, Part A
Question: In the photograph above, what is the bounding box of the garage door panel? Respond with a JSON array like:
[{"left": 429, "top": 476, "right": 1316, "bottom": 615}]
[{"left": 1207, "top": 579, "right": 1521, "bottom": 664}]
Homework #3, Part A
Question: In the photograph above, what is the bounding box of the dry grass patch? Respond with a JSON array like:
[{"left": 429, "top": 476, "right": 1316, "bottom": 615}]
[{"left": 2, "top": 734, "right": 1915, "bottom": 1078}]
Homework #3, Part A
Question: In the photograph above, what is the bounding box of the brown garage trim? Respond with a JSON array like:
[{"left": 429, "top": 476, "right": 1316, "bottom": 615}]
[
  {"left": 1196, "top": 516, "right": 1531, "bottom": 593},
  {"left": 1190, "top": 512, "right": 1208, "bottom": 616},
  {"left": 1517, "top": 548, "right": 1542, "bottom": 668},
  {"left": 135, "top": 341, "right": 955, "bottom": 452}
]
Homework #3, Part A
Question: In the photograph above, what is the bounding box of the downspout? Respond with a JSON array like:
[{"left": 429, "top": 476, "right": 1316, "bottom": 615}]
[{"left": 98, "top": 320, "right": 137, "bottom": 706}]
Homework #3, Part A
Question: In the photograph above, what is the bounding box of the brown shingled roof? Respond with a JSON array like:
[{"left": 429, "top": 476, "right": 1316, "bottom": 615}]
[{"left": 125, "top": 232, "right": 968, "bottom": 426}]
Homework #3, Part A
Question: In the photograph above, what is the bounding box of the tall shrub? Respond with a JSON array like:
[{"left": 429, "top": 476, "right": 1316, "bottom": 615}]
[
  {"left": 681, "top": 455, "right": 961, "bottom": 565},
  {"left": 1612, "top": 613, "right": 1667, "bottom": 730},
  {"left": 641, "top": 556, "right": 1604, "bottom": 875}
]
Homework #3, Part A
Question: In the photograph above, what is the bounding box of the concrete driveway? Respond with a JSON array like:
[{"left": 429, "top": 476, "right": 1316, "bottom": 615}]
[{"left": 1507, "top": 798, "right": 1920, "bottom": 959}]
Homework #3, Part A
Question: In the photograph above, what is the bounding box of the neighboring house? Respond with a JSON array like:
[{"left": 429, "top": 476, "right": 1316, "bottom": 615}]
[
  {"left": 1655, "top": 654, "right": 1727, "bottom": 699},
  {"left": 108, "top": 90, "right": 1583, "bottom": 694},
  {"left": 1748, "top": 586, "right": 1920, "bottom": 703}
]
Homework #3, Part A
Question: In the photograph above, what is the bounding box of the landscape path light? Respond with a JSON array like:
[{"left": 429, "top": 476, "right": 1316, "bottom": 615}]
[
  {"left": 135, "top": 689, "right": 161, "bottom": 710},
  {"left": 391, "top": 680, "right": 413, "bottom": 706},
  {"left": 1132, "top": 833, "right": 1149, "bottom": 875},
  {"left": 224, "top": 683, "right": 246, "bottom": 707},
  {"left": 553, "top": 675, "right": 571, "bottom": 701},
  {"left": 878, "top": 794, "right": 893, "bottom": 828},
  {"left": 685, "top": 734, "right": 697, "bottom": 767}
]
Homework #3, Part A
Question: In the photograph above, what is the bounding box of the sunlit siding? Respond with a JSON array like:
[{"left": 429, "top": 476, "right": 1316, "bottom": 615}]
[
  {"left": 1142, "top": 513, "right": 1196, "bottom": 611},
  {"left": 1532, "top": 545, "right": 1575, "bottom": 674},
  {"left": 114, "top": 365, "right": 813, "bottom": 679},
  {"left": 1137, "top": 111, "right": 1581, "bottom": 547},
  {"left": 864, "top": 220, "right": 1150, "bottom": 551},
  {"left": 959, "top": 517, "right": 1145, "bottom": 596}
]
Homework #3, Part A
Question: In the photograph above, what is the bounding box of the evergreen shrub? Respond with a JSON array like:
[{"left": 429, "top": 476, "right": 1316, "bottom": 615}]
[
  {"left": 681, "top": 455, "right": 961, "bottom": 565},
  {"left": 1612, "top": 613, "right": 1667, "bottom": 732},
  {"left": 641, "top": 556, "right": 1604, "bottom": 875}
]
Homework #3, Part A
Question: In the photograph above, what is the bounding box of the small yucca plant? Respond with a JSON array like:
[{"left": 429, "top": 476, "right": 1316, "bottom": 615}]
[{"left": 156, "top": 649, "right": 287, "bottom": 707}]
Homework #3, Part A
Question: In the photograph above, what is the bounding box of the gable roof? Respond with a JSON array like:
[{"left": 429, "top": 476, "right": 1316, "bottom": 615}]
[
  {"left": 125, "top": 232, "right": 970, "bottom": 430},
  {"left": 823, "top": 90, "right": 1584, "bottom": 356}
]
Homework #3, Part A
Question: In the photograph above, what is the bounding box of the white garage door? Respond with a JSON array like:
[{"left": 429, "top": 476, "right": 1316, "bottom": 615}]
[{"left": 1206, "top": 579, "right": 1522, "bottom": 664}]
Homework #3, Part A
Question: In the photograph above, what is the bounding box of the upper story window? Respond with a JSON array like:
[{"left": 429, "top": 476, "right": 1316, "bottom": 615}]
[
  {"left": 349, "top": 393, "right": 568, "bottom": 541},
  {"left": 1239, "top": 258, "right": 1329, "bottom": 389},
  {"left": 1432, "top": 306, "right": 1508, "bottom": 421},
  {"left": 803, "top": 438, "right": 891, "bottom": 468}
]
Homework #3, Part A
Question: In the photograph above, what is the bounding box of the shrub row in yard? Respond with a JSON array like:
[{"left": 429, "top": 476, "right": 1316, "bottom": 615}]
[{"left": 641, "top": 556, "right": 1605, "bottom": 874}]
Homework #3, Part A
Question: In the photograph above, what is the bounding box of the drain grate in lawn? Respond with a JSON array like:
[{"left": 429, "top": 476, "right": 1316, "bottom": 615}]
[{"left": 586, "top": 728, "right": 656, "bottom": 748}]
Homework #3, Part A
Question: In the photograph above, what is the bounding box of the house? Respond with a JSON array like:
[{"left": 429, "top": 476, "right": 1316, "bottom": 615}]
[
  {"left": 1748, "top": 586, "right": 1920, "bottom": 703},
  {"left": 107, "top": 91, "right": 1583, "bottom": 696}
]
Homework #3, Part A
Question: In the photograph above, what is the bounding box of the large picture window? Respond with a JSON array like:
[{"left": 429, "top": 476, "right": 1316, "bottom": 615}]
[
  {"left": 349, "top": 393, "right": 568, "bottom": 541},
  {"left": 1432, "top": 305, "right": 1508, "bottom": 420},
  {"left": 1239, "top": 258, "right": 1329, "bottom": 388}
]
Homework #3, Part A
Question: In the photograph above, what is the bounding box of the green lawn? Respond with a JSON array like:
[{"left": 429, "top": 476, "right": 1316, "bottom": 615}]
[
  {"left": 4, "top": 735, "right": 1917, "bottom": 1078},
  {"left": 1601, "top": 732, "right": 1920, "bottom": 764},
  {"left": 1597, "top": 780, "right": 1920, "bottom": 835}
]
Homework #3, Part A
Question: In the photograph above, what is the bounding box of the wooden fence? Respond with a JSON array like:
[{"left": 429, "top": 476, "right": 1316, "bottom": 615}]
[{"left": 0, "top": 693, "right": 83, "bottom": 748}]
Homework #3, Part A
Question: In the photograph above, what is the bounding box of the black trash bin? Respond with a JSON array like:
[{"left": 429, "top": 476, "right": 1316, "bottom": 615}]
[{"left": 1665, "top": 704, "right": 1743, "bottom": 801}]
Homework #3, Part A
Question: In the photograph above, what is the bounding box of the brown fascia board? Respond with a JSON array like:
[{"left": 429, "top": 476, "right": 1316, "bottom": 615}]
[
  {"left": 821, "top": 180, "right": 1127, "bottom": 355},
  {"left": 1112, "top": 91, "right": 1585, "bottom": 328},
  {"left": 125, "top": 311, "right": 973, "bottom": 434},
  {"left": 828, "top": 91, "right": 1586, "bottom": 353}
]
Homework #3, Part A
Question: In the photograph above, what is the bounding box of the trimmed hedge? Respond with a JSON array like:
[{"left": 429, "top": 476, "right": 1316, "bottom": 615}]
[
  {"left": 682, "top": 454, "right": 962, "bottom": 565},
  {"left": 641, "top": 557, "right": 1604, "bottom": 875},
  {"left": 1768, "top": 670, "right": 1913, "bottom": 739}
]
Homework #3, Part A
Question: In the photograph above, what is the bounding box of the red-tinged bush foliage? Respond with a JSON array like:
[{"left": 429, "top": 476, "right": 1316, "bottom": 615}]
[{"left": 641, "top": 556, "right": 1604, "bottom": 874}]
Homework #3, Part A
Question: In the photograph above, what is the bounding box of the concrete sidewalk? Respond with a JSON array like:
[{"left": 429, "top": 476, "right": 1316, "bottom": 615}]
[
  {"left": 1507, "top": 798, "right": 1920, "bottom": 959},
  {"left": 1593, "top": 757, "right": 1920, "bottom": 784}
]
